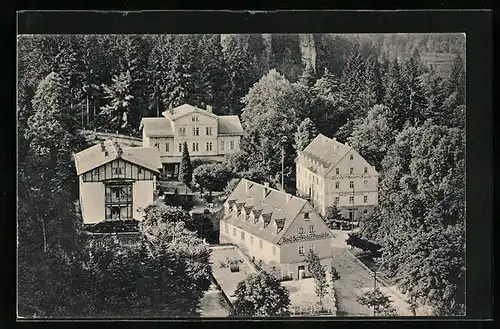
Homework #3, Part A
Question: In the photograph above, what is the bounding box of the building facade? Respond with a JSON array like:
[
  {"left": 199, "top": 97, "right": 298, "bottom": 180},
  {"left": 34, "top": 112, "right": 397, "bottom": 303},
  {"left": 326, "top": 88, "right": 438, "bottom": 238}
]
[
  {"left": 74, "top": 140, "right": 162, "bottom": 225},
  {"left": 295, "top": 134, "right": 379, "bottom": 221},
  {"left": 220, "top": 179, "right": 336, "bottom": 280},
  {"left": 139, "top": 104, "right": 243, "bottom": 179}
]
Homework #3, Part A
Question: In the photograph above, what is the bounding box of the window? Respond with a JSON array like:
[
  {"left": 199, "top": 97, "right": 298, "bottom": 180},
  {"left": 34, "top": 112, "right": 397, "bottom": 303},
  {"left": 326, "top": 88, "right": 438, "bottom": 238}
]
[
  {"left": 250, "top": 236, "right": 254, "bottom": 245},
  {"left": 364, "top": 196, "right": 368, "bottom": 203},
  {"left": 364, "top": 180, "right": 368, "bottom": 186},
  {"left": 350, "top": 154, "right": 354, "bottom": 160},
  {"left": 309, "top": 245, "right": 315, "bottom": 252},
  {"left": 193, "top": 127, "right": 200, "bottom": 136},
  {"left": 230, "top": 140, "right": 235, "bottom": 150},
  {"left": 298, "top": 246, "right": 305, "bottom": 256},
  {"left": 335, "top": 168, "right": 339, "bottom": 175},
  {"left": 206, "top": 127, "right": 212, "bottom": 135},
  {"left": 91, "top": 169, "right": 99, "bottom": 177},
  {"left": 349, "top": 196, "right": 354, "bottom": 203},
  {"left": 179, "top": 127, "right": 186, "bottom": 136},
  {"left": 298, "top": 227, "right": 304, "bottom": 235},
  {"left": 241, "top": 231, "right": 245, "bottom": 240},
  {"left": 259, "top": 240, "right": 263, "bottom": 249},
  {"left": 364, "top": 209, "right": 368, "bottom": 214},
  {"left": 304, "top": 212, "right": 309, "bottom": 220},
  {"left": 192, "top": 115, "right": 199, "bottom": 122},
  {"left": 206, "top": 142, "right": 212, "bottom": 151},
  {"left": 233, "top": 228, "right": 236, "bottom": 236},
  {"left": 364, "top": 167, "right": 368, "bottom": 174},
  {"left": 112, "top": 162, "right": 123, "bottom": 175},
  {"left": 221, "top": 141, "right": 225, "bottom": 151},
  {"left": 165, "top": 143, "right": 170, "bottom": 152},
  {"left": 309, "top": 225, "right": 315, "bottom": 234},
  {"left": 105, "top": 183, "right": 133, "bottom": 221},
  {"left": 138, "top": 167, "right": 143, "bottom": 174},
  {"left": 179, "top": 143, "right": 182, "bottom": 152},
  {"left": 335, "top": 181, "right": 339, "bottom": 189},
  {"left": 335, "top": 197, "right": 339, "bottom": 204},
  {"left": 192, "top": 143, "right": 199, "bottom": 152},
  {"left": 350, "top": 167, "right": 354, "bottom": 174},
  {"left": 349, "top": 181, "right": 354, "bottom": 188},
  {"left": 272, "top": 246, "right": 276, "bottom": 256}
]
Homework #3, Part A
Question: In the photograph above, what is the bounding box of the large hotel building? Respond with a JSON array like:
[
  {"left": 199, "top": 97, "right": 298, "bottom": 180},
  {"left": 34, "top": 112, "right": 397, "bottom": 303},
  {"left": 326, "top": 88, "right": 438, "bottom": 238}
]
[
  {"left": 139, "top": 104, "right": 243, "bottom": 179},
  {"left": 295, "top": 134, "right": 379, "bottom": 221},
  {"left": 220, "top": 179, "right": 336, "bottom": 280}
]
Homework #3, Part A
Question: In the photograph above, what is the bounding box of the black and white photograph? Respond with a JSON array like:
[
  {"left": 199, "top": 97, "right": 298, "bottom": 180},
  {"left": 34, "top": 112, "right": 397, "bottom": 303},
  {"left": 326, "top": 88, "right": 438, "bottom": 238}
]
[{"left": 17, "top": 26, "right": 469, "bottom": 319}]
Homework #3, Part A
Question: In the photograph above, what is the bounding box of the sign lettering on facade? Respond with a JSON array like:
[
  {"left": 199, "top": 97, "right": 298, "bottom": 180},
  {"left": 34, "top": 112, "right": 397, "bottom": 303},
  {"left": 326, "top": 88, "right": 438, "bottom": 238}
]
[{"left": 281, "top": 232, "right": 331, "bottom": 244}]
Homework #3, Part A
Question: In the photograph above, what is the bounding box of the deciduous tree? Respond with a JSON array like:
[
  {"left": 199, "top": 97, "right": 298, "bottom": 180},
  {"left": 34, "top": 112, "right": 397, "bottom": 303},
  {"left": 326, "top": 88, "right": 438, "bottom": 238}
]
[{"left": 233, "top": 271, "right": 291, "bottom": 317}]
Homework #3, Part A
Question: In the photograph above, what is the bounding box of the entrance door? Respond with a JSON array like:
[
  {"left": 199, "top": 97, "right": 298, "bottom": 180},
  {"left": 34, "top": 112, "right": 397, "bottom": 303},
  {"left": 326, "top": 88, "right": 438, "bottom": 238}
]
[
  {"left": 298, "top": 265, "right": 305, "bottom": 280},
  {"left": 348, "top": 209, "right": 355, "bottom": 221}
]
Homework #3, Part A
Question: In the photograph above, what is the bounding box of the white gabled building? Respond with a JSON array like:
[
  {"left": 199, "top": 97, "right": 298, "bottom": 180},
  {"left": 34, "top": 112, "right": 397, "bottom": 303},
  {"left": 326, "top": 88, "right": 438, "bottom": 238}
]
[
  {"left": 295, "top": 134, "right": 379, "bottom": 221},
  {"left": 139, "top": 104, "right": 244, "bottom": 179},
  {"left": 220, "top": 179, "right": 336, "bottom": 280},
  {"left": 74, "top": 140, "right": 162, "bottom": 225}
]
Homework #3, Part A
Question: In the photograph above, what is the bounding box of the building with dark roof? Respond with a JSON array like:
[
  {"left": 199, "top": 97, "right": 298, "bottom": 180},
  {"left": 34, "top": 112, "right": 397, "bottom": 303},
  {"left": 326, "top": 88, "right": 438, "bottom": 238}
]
[
  {"left": 74, "top": 140, "right": 162, "bottom": 225},
  {"left": 296, "top": 134, "right": 379, "bottom": 221},
  {"left": 220, "top": 178, "right": 336, "bottom": 280},
  {"left": 139, "top": 104, "right": 243, "bottom": 179}
]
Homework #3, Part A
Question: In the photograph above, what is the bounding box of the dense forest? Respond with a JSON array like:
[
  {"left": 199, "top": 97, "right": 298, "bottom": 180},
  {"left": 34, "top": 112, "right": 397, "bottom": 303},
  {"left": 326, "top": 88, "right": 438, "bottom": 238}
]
[{"left": 17, "top": 33, "right": 465, "bottom": 317}]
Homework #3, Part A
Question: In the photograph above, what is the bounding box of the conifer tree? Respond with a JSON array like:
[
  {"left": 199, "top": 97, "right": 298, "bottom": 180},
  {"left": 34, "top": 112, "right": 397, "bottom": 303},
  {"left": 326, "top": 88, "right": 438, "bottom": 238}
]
[
  {"left": 403, "top": 50, "right": 427, "bottom": 126},
  {"left": 99, "top": 71, "right": 134, "bottom": 133},
  {"left": 294, "top": 117, "right": 318, "bottom": 152},
  {"left": 198, "top": 34, "right": 231, "bottom": 114},
  {"left": 179, "top": 142, "right": 193, "bottom": 188}
]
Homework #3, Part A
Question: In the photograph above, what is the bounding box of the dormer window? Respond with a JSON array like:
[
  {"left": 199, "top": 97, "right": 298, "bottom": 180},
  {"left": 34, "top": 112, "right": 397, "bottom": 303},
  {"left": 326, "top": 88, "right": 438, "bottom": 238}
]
[{"left": 304, "top": 212, "right": 310, "bottom": 221}]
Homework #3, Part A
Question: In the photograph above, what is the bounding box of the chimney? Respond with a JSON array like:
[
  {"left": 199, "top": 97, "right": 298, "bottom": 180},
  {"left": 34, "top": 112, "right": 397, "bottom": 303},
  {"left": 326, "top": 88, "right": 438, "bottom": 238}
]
[
  {"left": 168, "top": 103, "right": 174, "bottom": 115},
  {"left": 345, "top": 142, "right": 349, "bottom": 147},
  {"left": 332, "top": 137, "right": 337, "bottom": 142},
  {"left": 263, "top": 182, "right": 269, "bottom": 198},
  {"left": 117, "top": 144, "right": 123, "bottom": 156},
  {"left": 286, "top": 193, "right": 292, "bottom": 203},
  {"left": 245, "top": 180, "right": 250, "bottom": 194},
  {"left": 206, "top": 104, "right": 213, "bottom": 114},
  {"left": 100, "top": 141, "right": 105, "bottom": 152}
]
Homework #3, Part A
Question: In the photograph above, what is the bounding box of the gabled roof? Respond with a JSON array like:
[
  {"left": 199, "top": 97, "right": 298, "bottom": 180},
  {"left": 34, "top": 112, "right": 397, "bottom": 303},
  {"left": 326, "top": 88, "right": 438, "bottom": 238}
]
[
  {"left": 74, "top": 140, "right": 162, "bottom": 176},
  {"left": 301, "top": 134, "right": 349, "bottom": 169},
  {"left": 222, "top": 179, "right": 309, "bottom": 245},
  {"left": 218, "top": 115, "right": 244, "bottom": 135},
  {"left": 162, "top": 103, "right": 218, "bottom": 120},
  {"left": 299, "top": 133, "right": 379, "bottom": 176},
  {"left": 139, "top": 117, "right": 173, "bottom": 137}
]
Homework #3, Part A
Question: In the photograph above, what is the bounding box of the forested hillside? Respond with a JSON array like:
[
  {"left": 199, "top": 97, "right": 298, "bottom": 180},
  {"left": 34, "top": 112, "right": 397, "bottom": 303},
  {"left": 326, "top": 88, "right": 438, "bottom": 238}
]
[{"left": 17, "top": 33, "right": 465, "bottom": 317}]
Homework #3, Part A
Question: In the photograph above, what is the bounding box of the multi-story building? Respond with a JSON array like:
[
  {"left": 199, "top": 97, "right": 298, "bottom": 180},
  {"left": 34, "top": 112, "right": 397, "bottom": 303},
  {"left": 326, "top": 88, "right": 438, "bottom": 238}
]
[
  {"left": 74, "top": 140, "right": 162, "bottom": 225},
  {"left": 139, "top": 104, "right": 244, "bottom": 179},
  {"left": 220, "top": 178, "right": 336, "bottom": 280},
  {"left": 295, "top": 134, "right": 379, "bottom": 221}
]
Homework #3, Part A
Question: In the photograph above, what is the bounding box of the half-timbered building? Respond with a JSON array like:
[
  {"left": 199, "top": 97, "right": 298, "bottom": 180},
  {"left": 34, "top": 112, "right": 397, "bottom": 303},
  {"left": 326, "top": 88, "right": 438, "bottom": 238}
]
[{"left": 74, "top": 140, "right": 162, "bottom": 225}]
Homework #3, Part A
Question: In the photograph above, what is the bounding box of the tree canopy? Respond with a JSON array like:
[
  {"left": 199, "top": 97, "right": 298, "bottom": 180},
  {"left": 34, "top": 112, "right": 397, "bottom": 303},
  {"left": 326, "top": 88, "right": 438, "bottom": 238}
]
[{"left": 233, "top": 271, "right": 291, "bottom": 317}]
